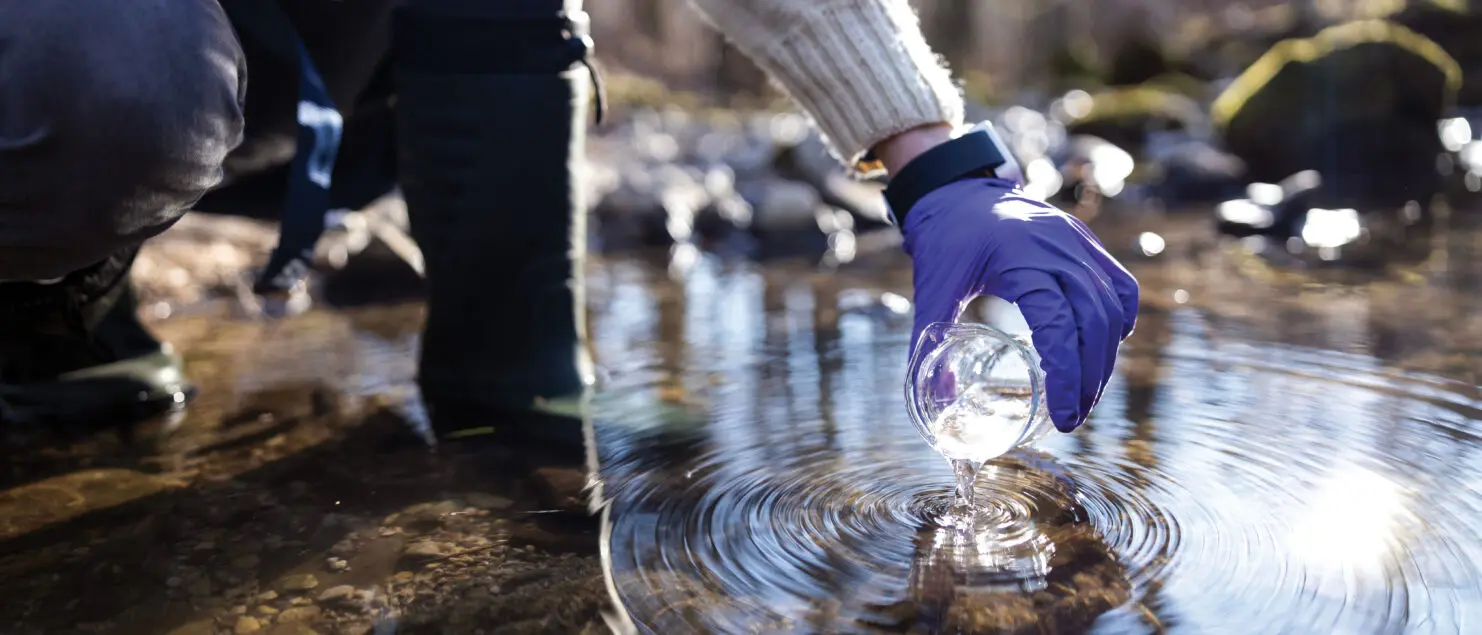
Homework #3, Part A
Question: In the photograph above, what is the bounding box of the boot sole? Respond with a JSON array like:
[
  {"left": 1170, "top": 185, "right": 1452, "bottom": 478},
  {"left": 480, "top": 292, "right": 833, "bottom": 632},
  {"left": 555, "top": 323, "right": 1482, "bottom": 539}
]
[{"left": 0, "top": 350, "right": 194, "bottom": 428}]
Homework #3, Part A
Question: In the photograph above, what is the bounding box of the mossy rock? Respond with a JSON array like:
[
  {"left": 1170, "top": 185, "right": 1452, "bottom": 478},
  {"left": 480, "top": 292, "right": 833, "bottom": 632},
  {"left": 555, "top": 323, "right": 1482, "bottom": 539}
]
[
  {"left": 1213, "top": 19, "right": 1457, "bottom": 184},
  {"left": 1391, "top": 1, "right": 1482, "bottom": 105}
]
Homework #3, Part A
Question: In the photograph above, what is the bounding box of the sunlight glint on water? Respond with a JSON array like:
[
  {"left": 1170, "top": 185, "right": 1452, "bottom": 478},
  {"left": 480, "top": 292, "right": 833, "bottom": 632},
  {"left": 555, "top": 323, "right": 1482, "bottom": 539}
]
[{"left": 586, "top": 248, "right": 1482, "bottom": 634}]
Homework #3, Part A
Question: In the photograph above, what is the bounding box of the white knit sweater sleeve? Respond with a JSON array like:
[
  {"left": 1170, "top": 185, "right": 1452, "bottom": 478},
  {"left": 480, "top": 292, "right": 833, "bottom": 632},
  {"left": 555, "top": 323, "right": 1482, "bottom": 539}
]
[{"left": 686, "top": 0, "right": 965, "bottom": 167}]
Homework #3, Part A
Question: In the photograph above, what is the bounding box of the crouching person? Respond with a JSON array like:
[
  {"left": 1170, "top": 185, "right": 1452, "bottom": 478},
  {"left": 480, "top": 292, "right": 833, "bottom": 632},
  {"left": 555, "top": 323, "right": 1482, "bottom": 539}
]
[{"left": 0, "top": 0, "right": 246, "bottom": 424}]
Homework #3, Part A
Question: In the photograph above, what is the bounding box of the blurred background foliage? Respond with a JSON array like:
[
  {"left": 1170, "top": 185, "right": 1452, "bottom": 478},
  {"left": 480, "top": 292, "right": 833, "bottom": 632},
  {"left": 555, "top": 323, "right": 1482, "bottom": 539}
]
[{"left": 588, "top": 0, "right": 1481, "bottom": 109}]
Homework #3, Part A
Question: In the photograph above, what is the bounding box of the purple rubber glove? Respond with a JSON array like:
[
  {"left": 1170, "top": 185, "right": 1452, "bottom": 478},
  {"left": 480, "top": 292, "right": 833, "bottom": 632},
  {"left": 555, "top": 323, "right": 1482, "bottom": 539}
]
[{"left": 904, "top": 177, "right": 1139, "bottom": 432}]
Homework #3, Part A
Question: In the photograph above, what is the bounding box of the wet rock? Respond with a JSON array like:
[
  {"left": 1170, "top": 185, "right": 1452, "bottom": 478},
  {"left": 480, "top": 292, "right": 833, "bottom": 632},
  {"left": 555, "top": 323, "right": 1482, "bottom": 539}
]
[
  {"left": 857, "top": 600, "right": 919, "bottom": 631},
  {"left": 280, "top": 574, "right": 319, "bottom": 592},
  {"left": 509, "top": 523, "right": 598, "bottom": 555},
  {"left": 165, "top": 620, "right": 216, "bottom": 635},
  {"left": 503, "top": 568, "right": 554, "bottom": 589},
  {"left": 316, "top": 585, "right": 357, "bottom": 606},
  {"left": 769, "top": 133, "right": 891, "bottom": 231},
  {"left": 530, "top": 467, "right": 589, "bottom": 515},
  {"left": 387, "top": 547, "right": 607, "bottom": 633},
  {"left": 328, "top": 538, "right": 357, "bottom": 558},
  {"left": 769, "top": 130, "right": 837, "bottom": 186},
  {"left": 465, "top": 493, "right": 513, "bottom": 511},
  {"left": 592, "top": 163, "right": 711, "bottom": 248},
  {"left": 1106, "top": 32, "right": 1181, "bottom": 87},
  {"left": 591, "top": 168, "right": 665, "bottom": 243},
  {"left": 401, "top": 540, "right": 453, "bottom": 565},
  {"left": 739, "top": 178, "right": 821, "bottom": 234},
  {"left": 578, "top": 621, "right": 609, "bottom": 635},
  {"left": 187, "top": 579, "right": 213, "bottom": 597},
  {"left": 734, "top": 178, "right": 843, "bottom": 257},
  {"left": 133, "top": 213, "right": 278, "bottom": 307},
  {"left": 257, "top": 606, "right": 279, "bottom": 616},
  {"left": 232, "top": 606, "right": 249, "bottom": 615},
  {"left": 1146, "top": 136, "right": 1248, "bottom": 204},
  {"left": 324, "top": 557, "right": 349, "bottom": 572},
  {"left": 395, "top": 501, "right": 462, "bottom": 533},
  {"left": 290, "top": 597, "right": 313, "bottom": 607},
  {"left": 257, "top": 591, "right": 279, "bottom": 602},
  {"left": 410, "top": 500, "right": 463, "bottom": 518},
  {"left": 277, "top": 606, "right": 322, "bottom": 623},
  {"left": 234, "top": 616, "right": 262, "bottom": 634},
  {"left": 694, "top": 194, "right": 754, "bottom": 241},
  {"left": 1049, "top": 135, "right": 1136, "bottom": 205},
  {"left": 1213, "top": 22, "right": 1450, "bottom": 187},
  {"left": 1391, "top": 5, "right": 1482, "bottom": 107},
  {"left": 264, "top": 625, "right": 318, "bottom": 635},
  {"left": 946, "top": 595, "right": 1038, "bottom": 633}
]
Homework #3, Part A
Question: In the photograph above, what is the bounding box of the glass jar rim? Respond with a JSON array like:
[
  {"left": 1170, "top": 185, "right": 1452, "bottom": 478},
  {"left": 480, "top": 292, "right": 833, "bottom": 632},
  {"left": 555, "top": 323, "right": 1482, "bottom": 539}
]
[{"left": 904, "top": 320, "right": 1049, "bottom": 451}]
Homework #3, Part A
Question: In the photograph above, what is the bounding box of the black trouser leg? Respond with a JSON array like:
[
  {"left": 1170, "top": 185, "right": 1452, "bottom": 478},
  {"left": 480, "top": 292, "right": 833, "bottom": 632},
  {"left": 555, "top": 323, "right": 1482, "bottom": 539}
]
[
  {"left": 0, "top": 0, "right": 244, "bottom": 282},
  {"left": 394, "top": 0, "right": 592, "bottom": 425},
  {"left": 0, "top": 0, "right": 238, "bottom": 426}
]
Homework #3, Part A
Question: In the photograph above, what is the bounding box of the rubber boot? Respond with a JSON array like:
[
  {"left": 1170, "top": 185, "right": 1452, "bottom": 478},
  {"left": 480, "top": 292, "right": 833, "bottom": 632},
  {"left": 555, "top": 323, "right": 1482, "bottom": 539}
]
[
  {"left": 0, "top": 249, "right": 191, "bottom": 428},
  {"left": 394, "top": 0, "right": 594, "bottom": 454}
]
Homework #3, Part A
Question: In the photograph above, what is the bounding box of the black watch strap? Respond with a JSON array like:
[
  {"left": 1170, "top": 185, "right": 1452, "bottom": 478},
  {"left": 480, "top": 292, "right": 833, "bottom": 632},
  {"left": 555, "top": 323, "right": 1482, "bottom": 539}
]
[{"left": 883, "top": 129, "right": 1008, "bottom": 228}]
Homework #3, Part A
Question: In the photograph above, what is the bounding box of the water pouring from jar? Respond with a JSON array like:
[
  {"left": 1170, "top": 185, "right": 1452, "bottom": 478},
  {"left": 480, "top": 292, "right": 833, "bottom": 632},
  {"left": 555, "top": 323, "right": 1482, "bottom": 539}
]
[
  {"left": 889, "top": 122, "right": 1140, "bottom": 515},
  {"left": 906, "top": 297, "right": 1054, "bottom": 513}
]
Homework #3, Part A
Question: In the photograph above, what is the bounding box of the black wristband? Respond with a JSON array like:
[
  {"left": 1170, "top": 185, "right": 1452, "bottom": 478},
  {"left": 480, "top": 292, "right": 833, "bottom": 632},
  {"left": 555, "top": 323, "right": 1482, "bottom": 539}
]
[{"left": 883, "top": 129, "right": 1007, "bottom": 229}]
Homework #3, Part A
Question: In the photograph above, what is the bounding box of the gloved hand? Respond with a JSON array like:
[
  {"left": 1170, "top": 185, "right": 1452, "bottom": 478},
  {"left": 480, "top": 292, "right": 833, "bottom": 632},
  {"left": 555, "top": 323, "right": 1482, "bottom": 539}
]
[{"left": 904, "top": 177, "right": 1139, "bottom": 432}]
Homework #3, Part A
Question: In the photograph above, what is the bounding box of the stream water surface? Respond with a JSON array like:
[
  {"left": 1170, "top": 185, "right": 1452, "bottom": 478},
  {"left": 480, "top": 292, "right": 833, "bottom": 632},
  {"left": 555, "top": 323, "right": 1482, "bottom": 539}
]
[
  {"left": 587, "top": 214, "right": 1482, "bottom": 634},
  {"left": 4, "top": 212, "right": 1482, "bottom": 634}
]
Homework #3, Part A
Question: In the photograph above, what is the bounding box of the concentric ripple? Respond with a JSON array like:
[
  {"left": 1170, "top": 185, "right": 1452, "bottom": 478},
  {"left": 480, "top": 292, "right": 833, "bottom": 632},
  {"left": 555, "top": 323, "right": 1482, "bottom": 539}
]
[
  {"left": 587, "top": 257, "right": 1482, "bottom": 634},
  {"left": 599, "top": 428, "right": 1190, "bottom": 633}
]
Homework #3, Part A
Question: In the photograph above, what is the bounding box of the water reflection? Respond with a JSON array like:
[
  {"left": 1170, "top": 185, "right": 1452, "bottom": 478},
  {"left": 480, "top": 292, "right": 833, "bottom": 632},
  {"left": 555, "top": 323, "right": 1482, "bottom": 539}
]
[
  {"left": 900, "top": 458, "right": 1133, "bottom": 635},
  {"left": 589, "top": 222, "right": 1482, "bottom": 634},
  {"left": 0, "top": 303, "right": 610, "bottom": 635},
  {"left": 9, "top": 213, "right": 1482, "bottom": 633}
]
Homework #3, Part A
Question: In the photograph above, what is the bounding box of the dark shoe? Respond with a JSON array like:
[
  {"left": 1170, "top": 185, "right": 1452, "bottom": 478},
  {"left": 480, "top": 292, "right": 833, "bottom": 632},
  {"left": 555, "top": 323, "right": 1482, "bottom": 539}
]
[
  {"left": 427, "top": 392, "right": 589, "bottom": 469},
  {"left": 0, "top": 252, "right": 192, "bottom": 428},
  {"left": 394, "top": 2, "right": 598, "bottom": 432}
]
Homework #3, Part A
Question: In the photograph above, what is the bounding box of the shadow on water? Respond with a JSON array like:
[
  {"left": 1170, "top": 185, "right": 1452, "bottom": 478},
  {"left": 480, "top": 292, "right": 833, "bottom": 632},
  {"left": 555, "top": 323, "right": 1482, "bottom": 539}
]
[
  {"left": 0, "top": 305, "right": 608, "bottom": 635},
  {"left": 588, "top": 210, "right": 1482, "bottom": 634}
]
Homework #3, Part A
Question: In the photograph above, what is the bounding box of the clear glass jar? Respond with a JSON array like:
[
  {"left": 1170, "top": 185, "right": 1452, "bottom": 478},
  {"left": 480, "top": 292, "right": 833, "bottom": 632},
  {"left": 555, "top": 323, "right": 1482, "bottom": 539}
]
[{"left": 904, "top": 301, "right": 1052, "bottom": 464}]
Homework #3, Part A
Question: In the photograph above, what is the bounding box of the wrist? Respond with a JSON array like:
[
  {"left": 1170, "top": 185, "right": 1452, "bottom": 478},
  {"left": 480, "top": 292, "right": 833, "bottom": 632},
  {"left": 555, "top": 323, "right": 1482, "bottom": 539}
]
[
  {"left": 873, "top": 123, "right": 954, "bottom": 176},
  {"left": 881, "top": 127, "right": 1010, "bottom": 230}
]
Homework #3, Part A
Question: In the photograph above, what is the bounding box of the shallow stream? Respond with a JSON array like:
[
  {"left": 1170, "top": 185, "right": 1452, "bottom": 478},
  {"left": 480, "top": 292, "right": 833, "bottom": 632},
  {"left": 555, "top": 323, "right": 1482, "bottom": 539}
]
[
  {"left": 589, "top": 215, "right": 1482, "bottom": 634},
  {"left": 4, "top": 213, "right": 1482, "bottom": 634}
]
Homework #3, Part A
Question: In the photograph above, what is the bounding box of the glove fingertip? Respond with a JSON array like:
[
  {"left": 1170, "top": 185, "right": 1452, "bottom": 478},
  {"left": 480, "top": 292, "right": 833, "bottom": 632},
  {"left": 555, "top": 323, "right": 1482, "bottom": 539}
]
[
  {"left": 1043, "top": 368, "right": 1083, "bottom": 433},
  {"left": 1051, "top": 407, "right": 1082, "bottom": 433}
]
